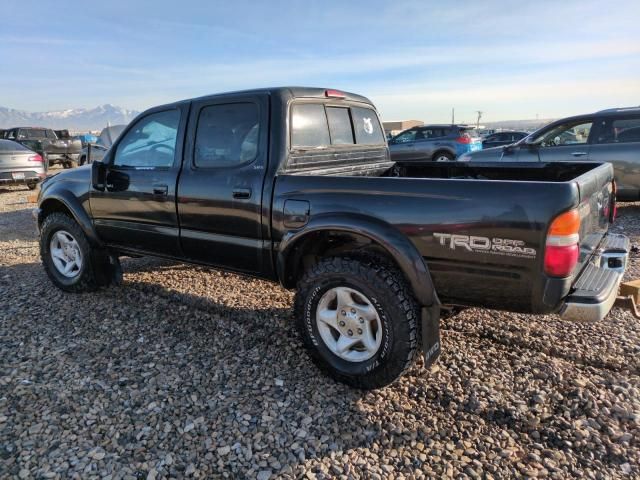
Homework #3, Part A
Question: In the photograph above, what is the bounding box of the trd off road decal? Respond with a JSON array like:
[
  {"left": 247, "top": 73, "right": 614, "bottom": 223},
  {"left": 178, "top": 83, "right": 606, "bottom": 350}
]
[{"left": 434, "top": 233, "right": 537, "bottom": 258}]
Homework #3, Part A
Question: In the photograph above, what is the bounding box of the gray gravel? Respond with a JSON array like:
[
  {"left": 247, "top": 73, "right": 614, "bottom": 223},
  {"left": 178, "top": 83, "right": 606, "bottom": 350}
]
[{"left": 1, "top": 184, "right": 639, "bottom": 479}]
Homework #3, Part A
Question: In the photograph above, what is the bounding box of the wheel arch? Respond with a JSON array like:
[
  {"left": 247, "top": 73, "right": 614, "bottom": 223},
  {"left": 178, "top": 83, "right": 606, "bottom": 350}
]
[
  {"left": 277, "top": 213, "right": 436, "bottom": 307},
  {"left": 38, "top": 191, "right": 102, "bottom": 246}
]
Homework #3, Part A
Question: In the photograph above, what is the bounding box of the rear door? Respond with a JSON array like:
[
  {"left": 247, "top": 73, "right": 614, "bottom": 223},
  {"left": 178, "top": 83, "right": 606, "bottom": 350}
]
[
  {"left": 589, "top": 114, "right": 640, "bottom": 199},
  {"left": 417, "top": 127, "right": 448, "bottom": 159},
  {"left": 177, "top": 94, "right": 269, "bottom": 273}
]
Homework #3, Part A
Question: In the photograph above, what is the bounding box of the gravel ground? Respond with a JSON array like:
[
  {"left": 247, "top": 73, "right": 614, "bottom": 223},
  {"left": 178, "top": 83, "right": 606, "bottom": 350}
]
[{"left": 1, "top": 184, "right": 639, "bottom": 479}]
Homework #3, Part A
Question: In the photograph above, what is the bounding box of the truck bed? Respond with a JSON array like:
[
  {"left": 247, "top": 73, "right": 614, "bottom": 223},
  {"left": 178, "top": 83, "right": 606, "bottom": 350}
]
[{"left": 273, "top": 161, "right": 614, "bottom": 314}]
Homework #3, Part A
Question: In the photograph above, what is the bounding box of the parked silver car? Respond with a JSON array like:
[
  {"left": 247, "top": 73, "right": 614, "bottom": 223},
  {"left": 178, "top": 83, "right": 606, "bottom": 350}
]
[
  {"left": 460, "top": 107, "right": 640, "bottom": 201},
  {"left": 0, "top": 139, "right": 46, "bottom": 190}
]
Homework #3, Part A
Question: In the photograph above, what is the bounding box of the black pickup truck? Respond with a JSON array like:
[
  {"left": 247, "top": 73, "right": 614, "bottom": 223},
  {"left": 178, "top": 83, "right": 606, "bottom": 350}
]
[{"left": 36, "top": 87, "right": 629, "bottom": 389}]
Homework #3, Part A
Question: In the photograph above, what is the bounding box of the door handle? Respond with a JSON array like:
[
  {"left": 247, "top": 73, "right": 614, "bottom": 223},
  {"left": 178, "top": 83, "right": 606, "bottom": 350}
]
[
  {"left": 571, "top": 152, "right": 587, "bottom": 157},
  {"left": 152, "top": 184, "right": 168, "bottom": 195},
  {"left": 232, "top": 188, "right": 252, "bottom": 199}
]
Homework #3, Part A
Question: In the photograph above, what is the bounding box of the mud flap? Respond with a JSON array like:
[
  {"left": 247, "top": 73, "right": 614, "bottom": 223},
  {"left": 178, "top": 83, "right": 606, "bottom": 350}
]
[
  {"left": 92, "top": 252, "right": 123, "bottom": 287},
  {"left": 421, "top": 305, "right": 441, "bottom": 368}
]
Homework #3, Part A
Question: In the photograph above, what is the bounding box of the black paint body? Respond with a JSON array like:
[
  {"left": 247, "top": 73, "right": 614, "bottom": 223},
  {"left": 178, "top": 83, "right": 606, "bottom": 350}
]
[{"left": 37, "top": 87, "right": 615, "bottom": 316}]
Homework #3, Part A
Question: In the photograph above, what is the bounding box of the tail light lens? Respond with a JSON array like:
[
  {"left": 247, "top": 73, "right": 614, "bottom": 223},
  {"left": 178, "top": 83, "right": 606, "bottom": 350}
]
[
  {"left": 544, "top": 209, "right": 580, "bottom": 277},
  {"left": 28, "top": 154, "right": 43, "bottom": 163},
  {"left": 456, "top": 134, "right": 472, "bottom": 144}
]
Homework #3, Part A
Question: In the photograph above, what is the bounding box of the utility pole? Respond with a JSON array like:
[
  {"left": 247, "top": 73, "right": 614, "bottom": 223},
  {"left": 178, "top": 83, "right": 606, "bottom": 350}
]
[
  {"left": 475, "top": 110, "right": 483, "bottom": 129},
  {"left": 451, "top": 108, "right": 455, "bottom": 124}
]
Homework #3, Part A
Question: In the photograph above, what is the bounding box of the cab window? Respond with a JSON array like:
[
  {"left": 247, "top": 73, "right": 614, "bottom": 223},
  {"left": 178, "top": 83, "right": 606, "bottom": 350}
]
[
  {"left": 194, "top": 102, "right": 260, "bottom": 168},
  {"left": 114, "top": 109, "right": 180, "bottom": 168},
  {"left": 291, "top": 104, "right": 330, "bottom": 148}
]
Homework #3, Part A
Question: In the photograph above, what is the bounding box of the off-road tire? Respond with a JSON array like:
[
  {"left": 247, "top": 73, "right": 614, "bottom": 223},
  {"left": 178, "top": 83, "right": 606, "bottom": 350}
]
[
  {"left": 295, "top": 256, "right": 420, "bottom": 390},
  {"left": 40, "top": 213, "right": 103, "bottom": 292}
]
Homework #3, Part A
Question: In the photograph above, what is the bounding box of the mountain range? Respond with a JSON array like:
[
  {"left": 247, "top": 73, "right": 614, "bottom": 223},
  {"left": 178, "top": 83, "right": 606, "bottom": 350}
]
[{"left": 0, "top": 104, "right": 140, "bottom": 132}]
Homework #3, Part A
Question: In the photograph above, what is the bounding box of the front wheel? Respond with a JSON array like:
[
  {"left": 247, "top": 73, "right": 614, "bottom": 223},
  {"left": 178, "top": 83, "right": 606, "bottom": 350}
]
[
  {"left": 295, "top": 257, "right": 420, "bottom": 389},
  {"left": 40, "top": 213, "right": 104, "bottom": 292}
]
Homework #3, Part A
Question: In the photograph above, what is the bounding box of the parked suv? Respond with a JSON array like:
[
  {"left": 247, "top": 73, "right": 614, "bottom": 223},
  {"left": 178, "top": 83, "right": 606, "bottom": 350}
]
[
  {"left": 460, "top": 107, "right": 640, "bottom": 201},
  {"left": 389, "top": 124, "right": 482, "bottom": 162}
]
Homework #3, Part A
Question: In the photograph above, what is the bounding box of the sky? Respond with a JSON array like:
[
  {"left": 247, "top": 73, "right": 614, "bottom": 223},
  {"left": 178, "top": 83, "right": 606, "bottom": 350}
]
[{"left": 1, "top": 0, "right": 639, "bottom": 123}]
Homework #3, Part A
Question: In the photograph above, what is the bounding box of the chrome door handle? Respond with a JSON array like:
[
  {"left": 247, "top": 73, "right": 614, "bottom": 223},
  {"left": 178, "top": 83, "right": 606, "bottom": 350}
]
[{"left": 571, "top": 152, "right": 587, "bottom": 157}]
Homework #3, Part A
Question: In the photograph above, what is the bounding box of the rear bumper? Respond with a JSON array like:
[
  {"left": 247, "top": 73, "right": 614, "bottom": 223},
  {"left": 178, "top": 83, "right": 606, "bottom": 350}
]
[
  {"left": 559, "top": 234, "right": 629, "bottom": 322},
  {"left": 0, "top": 171, "right": 45, "bottom": 185}
]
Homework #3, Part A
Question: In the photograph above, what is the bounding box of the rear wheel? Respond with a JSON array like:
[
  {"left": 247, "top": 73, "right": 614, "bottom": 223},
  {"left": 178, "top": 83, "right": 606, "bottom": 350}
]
[
  {"left": 27, "top": 182, "right": 38, "bottom": 190},
  {"left": 433, "top": 151, "right": 454, "bottom": 162},
  {"left": 295, "top": 257, "right": 420, "bottom": 389}
]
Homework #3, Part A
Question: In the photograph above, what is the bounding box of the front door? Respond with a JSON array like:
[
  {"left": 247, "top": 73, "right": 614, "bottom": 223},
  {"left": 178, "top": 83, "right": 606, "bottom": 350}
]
[
  {"left": 536, "top": 120, "right": 594, "bottom": 162},
  {"left": 389, "top": 129, "right": 417, "bottom": 161},
  {"left": 90, "top": 106, "right": 187, "bottom": 256},
  {"left": 177, "top": 95, "right": 269, "bottom": 273}
]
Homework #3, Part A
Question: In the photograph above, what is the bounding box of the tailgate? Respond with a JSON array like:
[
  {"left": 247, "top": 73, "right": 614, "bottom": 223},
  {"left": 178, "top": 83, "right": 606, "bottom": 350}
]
[{"left": 574, "top": 163, "right": 615, "bottom": 272}]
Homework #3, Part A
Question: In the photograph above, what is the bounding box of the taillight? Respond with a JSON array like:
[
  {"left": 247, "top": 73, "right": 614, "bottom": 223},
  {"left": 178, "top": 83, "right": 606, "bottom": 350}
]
[
  {"left": 28, "top": 154, "right": 43, "bottom": 163},
  {"left": 456, "top": 134, "right": 472, "bottom": 144},
  {"left": 544, "top": 209, "right": 580, "bottom": 277}
]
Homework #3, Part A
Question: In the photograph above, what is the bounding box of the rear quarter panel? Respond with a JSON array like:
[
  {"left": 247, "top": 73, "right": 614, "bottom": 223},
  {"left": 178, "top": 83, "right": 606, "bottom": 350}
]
[{"left": 273, "top": 174, "right": 580, "bottom": 313}]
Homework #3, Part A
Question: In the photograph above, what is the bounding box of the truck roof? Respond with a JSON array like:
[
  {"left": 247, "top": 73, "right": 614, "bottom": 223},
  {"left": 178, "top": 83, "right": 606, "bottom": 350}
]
[{"left": 156, "top": 87, "right": 374, "bottom": 111}]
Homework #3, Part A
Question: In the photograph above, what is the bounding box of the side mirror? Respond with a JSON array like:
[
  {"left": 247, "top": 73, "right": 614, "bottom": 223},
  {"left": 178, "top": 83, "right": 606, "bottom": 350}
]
[{"left": 91, "top": 160, "right": 107, "bottom": 191}]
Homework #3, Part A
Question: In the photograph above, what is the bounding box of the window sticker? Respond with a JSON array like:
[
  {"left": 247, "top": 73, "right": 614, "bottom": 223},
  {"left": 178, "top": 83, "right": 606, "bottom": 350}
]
[{"left": 363, "top": 117, "right": 373, "bottom": 135}]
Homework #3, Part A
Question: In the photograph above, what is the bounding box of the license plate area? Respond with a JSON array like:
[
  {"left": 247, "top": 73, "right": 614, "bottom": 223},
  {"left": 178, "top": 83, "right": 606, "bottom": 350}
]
[{"left": 12, "top": 172, "right": 25, "bottom": 180}]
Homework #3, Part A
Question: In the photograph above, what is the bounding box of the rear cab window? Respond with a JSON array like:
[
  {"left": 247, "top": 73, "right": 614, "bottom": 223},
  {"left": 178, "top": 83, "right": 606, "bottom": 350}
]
[{"left": 290, "top": 102, "right": 384, "bottom": 149}]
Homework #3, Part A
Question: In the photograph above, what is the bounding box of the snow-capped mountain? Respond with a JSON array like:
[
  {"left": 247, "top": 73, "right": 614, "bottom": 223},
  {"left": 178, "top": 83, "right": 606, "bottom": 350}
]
[{"left": 0, "top": 104, "right": 140, "bottom": 131}]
